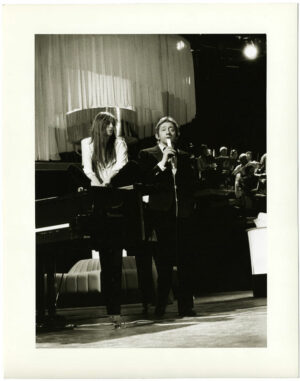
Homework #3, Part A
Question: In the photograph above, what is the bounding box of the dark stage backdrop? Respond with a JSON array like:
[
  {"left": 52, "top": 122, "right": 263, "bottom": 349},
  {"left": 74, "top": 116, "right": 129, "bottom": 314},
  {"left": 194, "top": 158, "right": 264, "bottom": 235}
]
[{"left": 181, "top": 34, "right": 266, "bottom": 157}]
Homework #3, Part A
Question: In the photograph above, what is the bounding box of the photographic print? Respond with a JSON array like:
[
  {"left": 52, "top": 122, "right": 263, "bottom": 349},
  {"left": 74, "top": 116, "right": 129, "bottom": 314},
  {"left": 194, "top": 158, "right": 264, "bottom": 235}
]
[{"left": 2, "top": 3, "right": 298, "bottom": 378}]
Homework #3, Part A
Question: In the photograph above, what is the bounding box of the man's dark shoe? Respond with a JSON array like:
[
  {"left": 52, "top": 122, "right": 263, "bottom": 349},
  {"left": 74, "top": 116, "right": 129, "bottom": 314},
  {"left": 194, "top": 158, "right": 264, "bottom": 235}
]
[
  {"left": 142, "top": 303, "right": 153, "bottom": 316},
  {"left": 154, "top": 306, "right": 166, "bottom": 319},
  {"left": 178, "top": 309, "right": 197, "bottom": 318}
]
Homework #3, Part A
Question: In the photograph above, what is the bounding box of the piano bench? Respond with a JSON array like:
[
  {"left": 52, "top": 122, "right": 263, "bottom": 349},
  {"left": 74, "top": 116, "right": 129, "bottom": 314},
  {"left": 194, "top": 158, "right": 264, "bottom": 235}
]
[
  {"left": 55, "top": 257, "right": 142, "bottom": 294},
  {"left": 60, "top": 258, "right": 101, "bottom": 293},
  {"left": 47, "top": 256, "right": 158, "bottom": 308}
]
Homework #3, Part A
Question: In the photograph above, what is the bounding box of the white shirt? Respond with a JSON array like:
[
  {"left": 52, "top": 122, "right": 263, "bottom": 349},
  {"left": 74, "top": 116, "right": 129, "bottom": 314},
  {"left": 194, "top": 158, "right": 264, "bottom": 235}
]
[{"left": 81, "top": 136, "right": 128, "bottom": 186}]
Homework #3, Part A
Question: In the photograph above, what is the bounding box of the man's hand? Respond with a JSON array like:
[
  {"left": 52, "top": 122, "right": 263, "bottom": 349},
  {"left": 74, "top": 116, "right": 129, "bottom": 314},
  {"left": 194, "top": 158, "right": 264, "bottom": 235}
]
[{"left": 161, "top": 146, "right": 176, "bottom": 167}]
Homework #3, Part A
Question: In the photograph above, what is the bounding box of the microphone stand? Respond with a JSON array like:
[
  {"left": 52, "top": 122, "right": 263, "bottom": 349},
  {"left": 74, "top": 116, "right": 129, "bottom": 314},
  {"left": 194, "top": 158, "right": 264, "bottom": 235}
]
[
  {"left": 171, "top": 164, "right": 178, "bottom": 218},
  {"left": 170, "top": 159, "right": 179, "bottom": 292},
  {"left": 166, "top": 139, "right": 179, "bottom": 219},
  {"left": 166, "top": 139, "right": 180, "bottom": 304}
]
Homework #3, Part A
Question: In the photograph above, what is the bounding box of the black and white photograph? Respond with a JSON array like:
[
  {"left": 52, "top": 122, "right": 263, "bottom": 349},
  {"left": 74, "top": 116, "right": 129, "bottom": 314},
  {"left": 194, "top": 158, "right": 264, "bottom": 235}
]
[
  {"left": 35, "top": 33, "right": 268, "bottom": 348},
  {"left": 2, "top": 3, "right": 298, "bottom": 378}
]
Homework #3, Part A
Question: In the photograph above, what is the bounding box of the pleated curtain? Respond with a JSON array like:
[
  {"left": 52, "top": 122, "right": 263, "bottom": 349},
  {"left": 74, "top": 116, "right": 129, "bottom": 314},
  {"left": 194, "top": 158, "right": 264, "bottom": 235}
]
[{"left": 35, "top": 34, "right": 196, "bottom": 160}]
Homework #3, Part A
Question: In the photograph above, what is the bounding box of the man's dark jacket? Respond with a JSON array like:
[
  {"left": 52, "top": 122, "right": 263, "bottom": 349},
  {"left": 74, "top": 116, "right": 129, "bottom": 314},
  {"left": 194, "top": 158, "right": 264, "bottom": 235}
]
[{"left": 138, "top": 144, "right": 196, "bottom": 218}]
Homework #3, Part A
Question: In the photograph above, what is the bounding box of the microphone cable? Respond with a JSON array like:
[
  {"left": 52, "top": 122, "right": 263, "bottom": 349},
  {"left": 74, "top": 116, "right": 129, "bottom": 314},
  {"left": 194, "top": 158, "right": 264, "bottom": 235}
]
[
  {"left": 166, "top": 138, "right": 179, "bottom": 219},
  {"left": 172, "top": 167, "right": 179, "bottom": 219},
  {"left": 166, "top": 138, "right": 179, "bottom": 267},
  {"left": 172, "top": 167, "right": 179, "bottom": 273}
]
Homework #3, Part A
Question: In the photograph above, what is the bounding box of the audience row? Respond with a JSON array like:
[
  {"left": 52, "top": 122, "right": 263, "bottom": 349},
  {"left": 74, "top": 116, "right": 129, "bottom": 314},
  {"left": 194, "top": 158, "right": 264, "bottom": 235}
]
[{"left": 195, "top": 145, "right": 267, "bottom": 207}]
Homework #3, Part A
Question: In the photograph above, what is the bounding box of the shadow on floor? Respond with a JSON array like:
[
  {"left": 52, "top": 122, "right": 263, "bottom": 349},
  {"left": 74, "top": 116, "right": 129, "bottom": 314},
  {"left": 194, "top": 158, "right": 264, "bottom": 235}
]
[{"left": 36, "top": 291, "right": 267, "bottom": 347}]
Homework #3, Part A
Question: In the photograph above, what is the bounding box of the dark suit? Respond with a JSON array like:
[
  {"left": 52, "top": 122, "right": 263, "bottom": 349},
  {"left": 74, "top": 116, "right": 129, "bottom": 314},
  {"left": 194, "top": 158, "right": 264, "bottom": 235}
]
[{"left": 138, "top": 144, "right": 196, "bottom": 314}]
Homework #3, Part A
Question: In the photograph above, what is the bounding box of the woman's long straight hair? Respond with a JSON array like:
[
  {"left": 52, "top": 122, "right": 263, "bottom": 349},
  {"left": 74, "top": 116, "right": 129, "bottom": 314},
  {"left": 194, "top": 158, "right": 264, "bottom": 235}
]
[{"left": 91, "top": 112, "right": 117, "bottom": 171}]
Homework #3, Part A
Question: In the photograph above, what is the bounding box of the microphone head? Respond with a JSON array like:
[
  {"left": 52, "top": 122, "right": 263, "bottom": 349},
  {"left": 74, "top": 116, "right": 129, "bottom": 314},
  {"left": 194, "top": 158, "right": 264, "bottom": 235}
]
[{"left": 166, "top": 138, "right": 172, "bottom": 147}]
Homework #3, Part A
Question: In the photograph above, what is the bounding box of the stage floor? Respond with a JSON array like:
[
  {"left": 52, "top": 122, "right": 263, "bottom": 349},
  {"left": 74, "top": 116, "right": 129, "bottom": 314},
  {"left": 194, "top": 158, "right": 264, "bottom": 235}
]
[{"left": 36, "top": 291, "right": 266, "bottom": 348}]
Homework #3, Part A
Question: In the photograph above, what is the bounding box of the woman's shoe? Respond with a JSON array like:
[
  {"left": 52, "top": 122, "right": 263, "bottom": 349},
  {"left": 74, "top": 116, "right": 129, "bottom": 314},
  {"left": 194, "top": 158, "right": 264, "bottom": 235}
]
[{"left": 109, "top": 315, "right": 124, "bottom": 329}]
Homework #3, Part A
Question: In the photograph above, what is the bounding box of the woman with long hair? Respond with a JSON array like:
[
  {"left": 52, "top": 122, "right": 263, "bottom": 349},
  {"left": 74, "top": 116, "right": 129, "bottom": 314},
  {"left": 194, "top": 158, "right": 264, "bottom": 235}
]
[
  {"left": 81, "top": 111, "right": 128, "bottom": 187},
  {"left": 81, "top": 111, "right": 128, "bottom": 328}
]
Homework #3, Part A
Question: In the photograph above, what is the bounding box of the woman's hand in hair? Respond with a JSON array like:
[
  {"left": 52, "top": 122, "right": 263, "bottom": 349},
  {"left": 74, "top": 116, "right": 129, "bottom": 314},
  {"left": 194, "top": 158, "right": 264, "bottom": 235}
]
[{"left": 115, "top": 107, "right": 122, "bottom": 137}]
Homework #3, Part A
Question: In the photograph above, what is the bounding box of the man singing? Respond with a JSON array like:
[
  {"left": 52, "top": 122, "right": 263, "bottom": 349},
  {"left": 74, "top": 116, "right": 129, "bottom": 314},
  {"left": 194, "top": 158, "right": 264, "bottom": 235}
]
[{"left": 138, "top": 116, "right": 197, "bottom": 318}]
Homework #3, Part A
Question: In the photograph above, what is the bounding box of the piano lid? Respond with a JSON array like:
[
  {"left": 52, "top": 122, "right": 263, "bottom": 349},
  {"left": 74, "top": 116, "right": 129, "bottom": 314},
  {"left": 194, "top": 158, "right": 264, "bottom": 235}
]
[
  {"left": 35, "top": 186, "right": 134, "bottom": 229},
  {"left": 35, "top": 191, "right": 93, "bottom": 229},
  {"left": 36, "top": 223, "right": 70, "bottom": 233}
]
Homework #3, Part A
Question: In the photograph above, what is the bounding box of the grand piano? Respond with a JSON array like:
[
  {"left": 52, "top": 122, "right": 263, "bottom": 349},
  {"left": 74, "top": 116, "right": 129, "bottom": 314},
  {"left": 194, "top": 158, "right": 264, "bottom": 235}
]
[{"left": 36, "top": 185, "right": 145, "bottom": 330}]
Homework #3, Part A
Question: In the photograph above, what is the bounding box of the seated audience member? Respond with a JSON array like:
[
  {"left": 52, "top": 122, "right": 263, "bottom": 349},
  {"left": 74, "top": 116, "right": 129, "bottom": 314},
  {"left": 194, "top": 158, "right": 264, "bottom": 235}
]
[
  {"left": 241, "top": 163, "right": 258, "bottom": 193},
  {"left": 255, "top": 153, "right": 267, "bottom": 195},
  {"left": 197, "top": 144, "right": 209, "bottom": 172},
  {"left": 229, "top": 149, "right": 238, "bottom": 170},
  {"left": 246, "top": 151, "right": 253, "bottom": 162},
  {"left": 138, "top": 116, "right": 197, "bottom": 318},
  {"left": 246, "top": 150, "right": 260, "bottom": 168},
  {"left": 233, "top": 153, "right": 249, "bottom": 177},
  {"left": 256, "top": 153, "right": 267, "bottom": 176},
  {"left": 197, "top": 144, "right": 215, "bottom": 176},
  {"left": 216, "top": 146, "right": 231, "bottom": 168},
  {"left": 234, "top": 153, "right": 259, "bottom": 211},
  {"left": 215, "top": 146, "right": 231, "bottom": 187},
  {"left": 206, "top": 148, "right": 216, "bottom": 165},
  {"left": 196, "top": 145, "right": 217, "bottom": 187},
  {"left": 233, "top": 153, "right": 246, "bottom": 198},
  {"left": 227, "top": 149, "right": 239, "bottom": 187}
]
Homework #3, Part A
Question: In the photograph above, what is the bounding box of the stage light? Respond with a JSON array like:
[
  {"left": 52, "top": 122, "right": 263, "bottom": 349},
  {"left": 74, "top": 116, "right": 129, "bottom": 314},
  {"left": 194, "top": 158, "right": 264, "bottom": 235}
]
[
  {"left": 176, "top": 41, "right": 185, "bottom": 50},
  {"left": 243, "top": 43, "right": 258, "bottom": 59}
]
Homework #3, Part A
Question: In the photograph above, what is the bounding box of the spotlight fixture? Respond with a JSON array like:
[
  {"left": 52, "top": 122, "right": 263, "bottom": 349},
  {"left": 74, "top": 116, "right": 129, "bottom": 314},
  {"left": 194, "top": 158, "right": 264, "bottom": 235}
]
[
  {"left": 243, "top": 42, "right": 258, "bottom": 60},
  {"left": 176, "top": 41, "right": 185, "bottom": 50}
]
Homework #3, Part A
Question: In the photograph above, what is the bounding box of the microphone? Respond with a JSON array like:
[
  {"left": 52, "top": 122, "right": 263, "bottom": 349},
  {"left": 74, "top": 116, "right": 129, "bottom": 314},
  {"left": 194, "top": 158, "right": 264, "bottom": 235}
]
[{"left": 166, "top": 138, "right": 177, "bottom": 175}]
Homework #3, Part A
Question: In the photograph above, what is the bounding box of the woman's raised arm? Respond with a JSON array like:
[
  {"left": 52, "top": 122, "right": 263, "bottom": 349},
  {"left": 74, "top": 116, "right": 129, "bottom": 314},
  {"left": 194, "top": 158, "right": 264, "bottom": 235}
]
[{"left": 115, "top": 107, "right": 122, "bottom": 137}]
